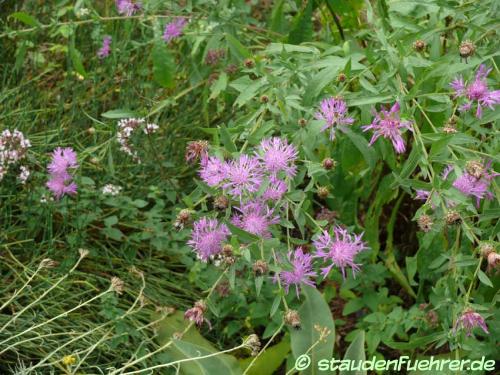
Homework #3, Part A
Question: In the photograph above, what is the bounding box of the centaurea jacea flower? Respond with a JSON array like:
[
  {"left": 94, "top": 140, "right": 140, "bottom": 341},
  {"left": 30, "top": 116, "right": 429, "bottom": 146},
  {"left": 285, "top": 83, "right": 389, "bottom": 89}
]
[
  {"left": 163, "top": 18, "right": 187, "bottom": 43},
  {"left": 231, "top": 200, "right": 279, "bottom": 238},
  {"left": 313, "top": 226, "right": 368, "bottom": 278},
  {"left": 256, "top": 137, "right": 298, "bottom": 177},
  {"left": 223, "top": 155, "right": 263, "bottom": 199},
  {"left": 97, "top": 36, "right": 112, "bottom": 59},
  {"left": 362, "top": 102, "right": 413, "bottom": 154},
  {"left": 314, "top": 97, "right": 354, "bottom": 140},
  {"left": 452, "top": 161, "right": 498, "bottom": 207},
  {"left": 453, "top": 309, "right": 489, "bottom": 336},
  {"left": 46, "top": 147, "right": 78, "bottom": 199},
  {"left": 115, "top": 0, "right": 141, "bottom": 16},
  {"left": 278, "top": 247, "right": 316, "bottom": 298},
  {"left": 188, "top": 217, "right": 230, "bottom": 262}
]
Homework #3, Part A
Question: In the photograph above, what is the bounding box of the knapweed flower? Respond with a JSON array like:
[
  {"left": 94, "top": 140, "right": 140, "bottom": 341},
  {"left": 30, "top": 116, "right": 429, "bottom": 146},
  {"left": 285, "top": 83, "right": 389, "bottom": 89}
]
[
  {"left": 313, "top": 226, "right": 368, "bottom": 278},
  {"left": 199, "top": 156, "right": 227, "bottom": 187},
  {"left": 450, "top": 64, "right": 500, "bottom": 118},
  {"left": 185, "top": 140, "right": 209, "bottom": 163},
  {"left": 223, "top": 155, "right": 263, "bottom": 198},
  {"left": 453, "top": 309, "right": 489, "bottom": 336},
  {"left": 314, "top": 97, "right": 354, "bottom": 140},
  {"left": 452, "top": 161, "right": 498, "bottom": 206},
  {"left": 163, "top": 18, "right": 187, "bottom": 43},
  {"left": 256, "top": 137, "right": 298, "bottom": 177},
  {"left": 278, "top": 247, "right": 316, "bottom": 298},
  {"left": 231, "top": 200, "right": 279, "bottom": 238},
  {"left": 184, "top": 300, "right": 210, "bottom": 328},
  {"left": 362, "top": 102, "right": 413, "bottom": 154},
  {"left": 97, "top": 36, "right": 112, "bottom": 59},
  {"left": 46, "top": 147, "right": 78, "bottom": 199},
  {"left": 262, "top": 177, "right": 288, "bottom": 201},
  {"left": 188, "top": 217, "right": 230, "bottom": 262},
  {"left": 414, "top": 189, "right": 431, "bottom": 201},
  {"left": 115, "top": 0, "right": 141, "bottom": 16}
]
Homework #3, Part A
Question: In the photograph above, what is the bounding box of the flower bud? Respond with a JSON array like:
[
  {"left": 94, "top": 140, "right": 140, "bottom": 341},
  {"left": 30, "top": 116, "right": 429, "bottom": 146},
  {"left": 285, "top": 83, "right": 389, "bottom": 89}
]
[
  {"left": 174, "top": 209, "right": 192, "bottom": 230},
  {"left": 298, "top": 118, "right": 307, "bottom": 127},
  {"left": 459, "top": 40, "right": 475, "bottom": 59},
  {"left": 252, "top": 260, "right": 268, "bottom": 276},
  {"left": 213, "top": 195, "right": 230, "bottom": 210},
  {"left": 322, "top": 158, "right": 335, "bottom": 170},
  {"left": 284, "top": 309, "right": 301, "bottom": 329},
  {"left": 445, "top": 210, "right": 461, "bottom": 225},
  {"left": 317, "top": 186, "right": 329, "bottom": 199},
  {"left": 337, "top": 72, "right": 346, "bottom": 82},
  {"left": 418, "top": 214, "right": 433, "bottom": 232},
  {"left": 426, "top": 310, "right": 439, "bottom": 327},
  {"left": 87, "top": 127, "right": 96, "bottom": 135},
  {"left": 243, "top": 58, "right": 255, "bottom": 68},
  {"left": 413, "top": 39, "right": 426, "bottom": 52},
  {"left": 260, "top": 95, "right": 269, "bottom": 103}
]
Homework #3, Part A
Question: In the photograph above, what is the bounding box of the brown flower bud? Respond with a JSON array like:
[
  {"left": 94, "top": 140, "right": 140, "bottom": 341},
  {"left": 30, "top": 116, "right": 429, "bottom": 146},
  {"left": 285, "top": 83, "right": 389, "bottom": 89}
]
[
  {"left": 214, "top": 195, "right": 230, "bottom": 210},
  {"left": 185, "top": 140, "right": 209, "bottom": 163},
  {"left": 317, "top": 186, "right": 329, "bottom": 199},
  {"left": 459, "top": 40, "right": 475, "bottom": 59},
  {"left": 426, "top": 310, "right": 439, "bottom": 327},
  {"left": 487, "top": 252, "right": 500, "bottom": 269},
  {"left": 284, "top": 309, "right": 301, "bottom": 329},
  {"left": 252, "top": 260, "right": 268, "bottom": 276},
  {"left": 418, "top": 215, "right": 433, "bottom": 232},
  {"left": 337, "top": 72, "right": 346, "bottom": 82},
  {"left": 466, "top": 161, "right": 484, "bottom": 179},
  {"left": 298, "top": 118, "right": 307, "bottom": 127},
  {"left": 479, "top": 243, "right": 495, "bottom": 257},
  {"left": 322, "top": 158, "right": 335, "bottom": 170},
  {"left": 174, "top": 209, "right": 192, "bottom": 230},
  {"left": 260, "top": 95, "right": 269, "bottom": 103},
  {"left": 445, "top": 210, "right": 461, "bottom": 225},
  {"left": 243, "top": 334, "right": 261, "bottom": 356},
  {"left": 110, "top": 277, "right": 124, "bottom": 295},
  {"left": 413, "top": 39, "right": 426, "bottom": 52},
  {"left": 225, "top": 64, "right": 238, "bottom": 75},
  {"left": 243, "top": 58, "right": 255, "bottom": 68}
]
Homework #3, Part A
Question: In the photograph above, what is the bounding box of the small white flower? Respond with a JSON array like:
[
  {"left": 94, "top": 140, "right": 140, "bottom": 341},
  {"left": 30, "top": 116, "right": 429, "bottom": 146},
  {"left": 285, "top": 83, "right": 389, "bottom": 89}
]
[
  {"left": 102, "top": 184, "right": 122, "bottom": 196},
  {"left": 18, "top": 166, "right": 30, "bottom": 184}
]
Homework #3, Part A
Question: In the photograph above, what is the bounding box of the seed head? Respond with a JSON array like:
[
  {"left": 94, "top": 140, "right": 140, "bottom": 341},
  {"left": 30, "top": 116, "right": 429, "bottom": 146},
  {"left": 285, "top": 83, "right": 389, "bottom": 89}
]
[
  {"left": 479, "top": 243, "right": 495, "bottom": 258},
  {"left": 459, "top": 40, "right": 475, "bottom": 59},
  {"left": 445, "top": 210, "right": 461, "bottom": 225},
  {"left": 466, "top": 160, "right": 485, "bottom": 179},
  {"left": 243, "top": 334, "right": 261, "bottom": 356},
  {"left": 418, "top": 214, "right": 433, "bottom": 232},
  {"left": 78, "top": 248, "right": 89, "bottom": 258},
  {"left": 252, "top": 260, "right": 268, "bottom": 276},
  {"left": 110, "top": 277, "right": 125, "bottom": 295},
  {"left": 284, "top": 309, "right": 301, "bottom": 329},
  {"left": 40, "top": 258, "right": 59, "bottom": 269},
  {"left": 317, "top": 186, "right": 330, "bottom": 199}
]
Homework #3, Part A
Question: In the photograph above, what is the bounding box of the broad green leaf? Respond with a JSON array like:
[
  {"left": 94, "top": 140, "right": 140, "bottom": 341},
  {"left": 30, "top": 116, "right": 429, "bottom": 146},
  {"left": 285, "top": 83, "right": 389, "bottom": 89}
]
[
  {"left": 9, "top": 12, "right": 40, "bottom": 27},
  {"left": 288, "top": 0, "right": 314, "bottom": 44},
  {"left": 343, "top": 128, "right": 377, "bottom": 169},
  {"left": 101, "top": 109, "right": 139, "bottom": 119},
  {"left": 219, "top": 125, "right": 237, "bottom": 153},
  {"left": 225, "top": 33, "right": 251, "bottom": 60},
  {"left": 210, "top": 72, "right": 228, "bottom": 100},
  {"left": 68, "top": 44, "right": 87, "bottom": 77},
  {"left": 340, "top": 331, "right": 366, "bottom": 375},
  {"left": 290, "top": 286, "right": 335, "bottom": 375},
  {"left": 152, "top": 43, "right": 175, "bottom": 88}
]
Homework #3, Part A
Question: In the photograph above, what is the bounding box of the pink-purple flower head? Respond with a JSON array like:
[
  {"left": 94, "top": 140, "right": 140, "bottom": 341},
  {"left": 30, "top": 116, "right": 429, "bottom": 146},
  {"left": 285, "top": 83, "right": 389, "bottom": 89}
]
[
  {"left": 231, "top": 200, "right": 279, "bottom": 238},
  {"left": 313, "top": 226, "right": 368, "bottom": 279},
  {"left": 223, "top": 154, "right": 263, "bottom": 199},
  {"left": 256, "top": 137, "right": 298, "bottom": 177},
  {"left": 278, "top": 247, "right": 316, "bottom": 298},
  {"left": 314, "top": 97, "right": 354, "bottom": 140},
  {"left": 97, "top": 36, "right": 112, "bottom": 59},
  {"left": 414, "top": 189, "right": 431, "bottom": 201},
  {"left": 199, "top": 156, "right": 228, "bottom": 187},
  {"left": 115, "top": 0, "right": 141, "bottom": 16},
  {"left": 163, "top": 18, "right": 187, "bottom": 43},
  {"left": 262, "top": 176, "right": 288, "bottom": 201},
  {"left": 453, "top": 309, "right": 489, "bottom": 337},
  {"left": 362, "top": 102, "right": 413, "bottom": 154},
  {"left": 46, "top": 147, "right": 78, "bottom": 199},
  {"left": 451, "top": 64, "right": 500, "bottom": 118},
  {"left": 188, "top": 217, "right": 230, "bottom": 262},
  {"left": 452, "top": 161, "right": 498, "bottom": 207}
]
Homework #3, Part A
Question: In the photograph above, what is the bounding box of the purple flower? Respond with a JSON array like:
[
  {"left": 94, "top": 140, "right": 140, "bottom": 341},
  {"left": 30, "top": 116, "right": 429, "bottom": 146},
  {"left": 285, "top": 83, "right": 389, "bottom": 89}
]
[
  {"left": 184, "top": 300, "right": 211, "bottom": 329},
  {"left": 453, "top": 309, "right": 489, "bottom": 336},
  {"left": 97, "top": 36, "right": 112, "bottom": 59},
  {"left": 314, "top": 97, "right": 354, "bottom": 140},
  {"left": 188, "top": 217, "right": 230, "bottom": 262},
  {"left": 362, "top": 102, "right": 413, "bottom": 154},
  {"left": 256, "top": 137, "right": 298, "bottom": 177},
  {"left": 262, "top": 177, "right": 288, "bottom": 201},
  {"left": 451, "top": 65, "right": 500, "bottom": 118},
  {"left": 414, "top": 189, "right": 431, "bottom": 201},
  {"left": 163, "top": 18, "right": 187, "bottom": 43},
  {"left": 452, "top": 162, "right": 498, "bottom": 207},
  {"left": 46, "top": 147, "right": 78, "bottom": 199},
  {"left": 115, "top": 0, "right": 141, "bottom": 16},
  {"left": 313, "top": 226, "right": 368, "bottom": 279},
  {"left": 199, "top": 156, "right": 227, "bottom": 187},
  {"left": 223, "top": 155, "right": 263, "bottom": 198},
  {"left": 231, "top": 200, "right": 279, "bottom": 238},
  {"left": 278, "top": 247, "right": 316, "bottom": 298}
]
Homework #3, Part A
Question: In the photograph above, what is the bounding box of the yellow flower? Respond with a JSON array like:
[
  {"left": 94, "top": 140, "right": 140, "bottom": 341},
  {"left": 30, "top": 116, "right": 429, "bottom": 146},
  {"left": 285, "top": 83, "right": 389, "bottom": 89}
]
[{"left": 62, "top": 355, "right": 76, "bottom": 366}]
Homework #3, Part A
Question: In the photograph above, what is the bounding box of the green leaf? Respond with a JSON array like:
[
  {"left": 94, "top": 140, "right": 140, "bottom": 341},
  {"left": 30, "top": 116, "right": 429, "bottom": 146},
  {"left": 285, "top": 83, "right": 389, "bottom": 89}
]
[
  {"left": 288, "top": 0, "right": 314, "bottom": 44},
  {"left": 9, "top": 12, "right": 40, "bottom": 27},
  {"left": 101, "top": 109, "right": 139, "bottom": 119},
  {"left": 227, "top": 223, "right": 259, "bottom": 242},
  {"left": 343, "top": 128, "right": 377, "bottom": 169},
  {"left": 239, "top": 336, "right": 290, "bottom": 375},
  {"left": 225, "top": 33, "right": 251, "bottom": 60},
  {"left": 340, "top": 331, "right": 366, "bottom": 375},
  {"left": 219, "top": 125, "right": 237, "bottom": 153},
  {"left": 68, "top": 44, "right": 87, "bottom": 77},
  {"left": 152, "top": 43, "right": 175, "bottom": 88},
  {"left": 290, "top": 286, "right": 335, "bottom": 375},
  {"left": 477, "top": 269, "right": 493, "bottom": 288},
  {"left": 209, "top": 72, "right": 228, "bottom": 100}
]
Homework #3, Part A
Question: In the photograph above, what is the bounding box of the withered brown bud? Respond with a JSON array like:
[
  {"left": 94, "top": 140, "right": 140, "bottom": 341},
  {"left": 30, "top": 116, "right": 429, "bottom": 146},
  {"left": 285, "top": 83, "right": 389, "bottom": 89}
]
[
  {"left": 298, "top": 118, "right": 307, "bottom": 127},
  {"left": 185, "top": 140, "right": 209, "bottom": 163},
  {"left": 252, "top": 260, "right": 268, "bottom": 276},
  {"left": 110, "top": 277, "right": 124, "bottom": 295},
  {"left": 260, "top": 95, "right": 269, "bottom": 103},
  {"left": 284, "top": 309, "right": 301, "bottom": 329},
  {"left": 466, "top": 161, "right": 484, "bottom": 179},
  {"left": 459, "top": 40, "right": 475, "bottom": 59},
  {"left": 317, "top": 186, "right": 330, "bottom": 199},
  {"left": 322, "top": 158, "right": 335, "bottom": 170},
  {"left": 243, "top": 334, "right": 261, "bottom": 356},
  {"left": 243, "top": 58, "right": 255, "bottom": 68},
  {"left": 214, "top": 195, "right": 230, "bottom": 210},
  {"left": 413, "top": 39, "right": 426, "bottom": 52},
  {"left": 337, "top": 73, "right": 346, "bottom": 82},
  {"left": 174, "top": 209, "right": 192, "bottom": 230},
  {"left": 208, "top": 72, "right": 219, "bottom": 84},
  {"left": 445, "top": 210, "right": 461, "bottom": 225},
  {"left": 216, "top": 280, "right": 231, "bottom": 297},
  {"left": 426, "top": 310, "right": 439, "bottom": 327},
  {"left": 487, "top": 252, "right": 500, "bottom": 269},
  {"left": 479, "top": 243, "right": 495, "bottom": 258},
  {"left": 418, "top": 215, "right": 433, "bottom": 232},
  {"left": 225, "top": 64, "right": 238, "bottom": 75},
  {"left": 40, "top": 258, "right": 59, "bottom": 269}
]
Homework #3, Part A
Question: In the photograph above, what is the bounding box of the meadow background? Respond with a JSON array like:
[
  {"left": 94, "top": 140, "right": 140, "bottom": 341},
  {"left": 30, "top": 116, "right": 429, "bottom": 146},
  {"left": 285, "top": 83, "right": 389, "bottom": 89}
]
[{"left": 0, "top": 0, "right": 498, "bottom": 374}]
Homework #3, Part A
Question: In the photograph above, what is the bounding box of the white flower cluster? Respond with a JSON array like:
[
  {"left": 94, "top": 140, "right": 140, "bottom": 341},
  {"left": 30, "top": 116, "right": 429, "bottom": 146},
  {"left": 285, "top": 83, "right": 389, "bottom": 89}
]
[
  {"left": 116, "top": 118, "right": 159, "bottom": 162},
  {"left": 101, "top": 184, "right": 122, "bottom": 196},
  {"left": 0, "top": 129, "right": 31, "bottom": 183}
]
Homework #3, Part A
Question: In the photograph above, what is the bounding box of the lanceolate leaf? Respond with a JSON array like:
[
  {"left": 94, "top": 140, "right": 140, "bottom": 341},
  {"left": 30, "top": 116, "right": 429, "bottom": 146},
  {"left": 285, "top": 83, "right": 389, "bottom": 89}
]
[{"left": 152, "top": 43, "right": 176, "bottom": 88}]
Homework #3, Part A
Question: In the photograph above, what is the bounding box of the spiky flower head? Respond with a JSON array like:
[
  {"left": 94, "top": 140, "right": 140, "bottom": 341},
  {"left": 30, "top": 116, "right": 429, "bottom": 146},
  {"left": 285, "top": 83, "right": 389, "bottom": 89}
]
[
  {"left": 188, "top": 218, "right": 230, "bottom": 262},
  {"left": 453, "top": 309, "right": 489, "bottom": 336},
  {"left": 199, "top": 156, "right": 227, "bottom": 187},
  {"left": 278, "top": 247, "right": 316, "bottom": 298},
  {"left": 313, "top": 226, "right": 368, "bottom": 278},
  {"left": 223, "top": 154, "right": 263, "bottom": 198},
  {"left": 362, "top": 102, "right": 413, "bottom": 154},
  {"left": 450, "top": 64, "right": 500, "bottom": 118},
  {"left": 315, "top": 97, "right": 354, "bottom": 140},
  {"left": 452, "top": 160, "right": 498, "bottom": 207},
  {"left": 163, "top": 18, "right": 187, "bottom": 43},
  {"left": 97, "top": 36, "right": 112, "bottom": 58},
  {"left": 262, "top": 176, "right": 288, "bottom": 201},
  {"left": 115, "top": 0, "right": 141, "bottom": 16},
  {"left": 231, "top": 200, "right": 279, "bottom": 238},
  {"left": 256, "top": 137, "right": 298, "bottom": 177}
]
